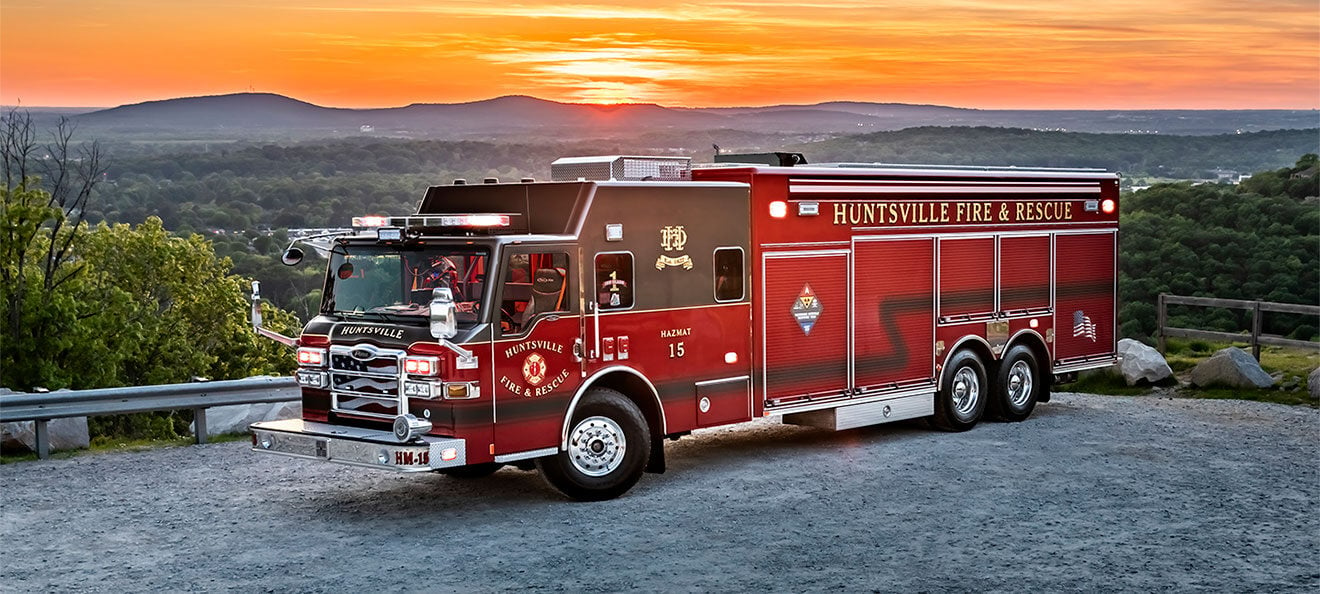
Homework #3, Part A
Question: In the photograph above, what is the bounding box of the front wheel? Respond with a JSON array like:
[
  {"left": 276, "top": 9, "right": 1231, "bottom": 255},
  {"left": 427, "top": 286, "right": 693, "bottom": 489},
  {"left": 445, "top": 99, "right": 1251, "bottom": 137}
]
[
  {"left": 931, "top": 349, "right": 988, "bottom": 432},
  {"left": 990, "top": 345, "right": 1041, "bottom": 422},
  {"left": 538, "top": 388, "right": 650, "bottom": 501}
]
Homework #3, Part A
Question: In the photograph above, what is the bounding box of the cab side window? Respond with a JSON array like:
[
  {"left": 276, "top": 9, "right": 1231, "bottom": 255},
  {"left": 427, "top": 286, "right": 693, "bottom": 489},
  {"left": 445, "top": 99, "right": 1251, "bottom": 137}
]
[
  {"left": 714, "top": 247, "right": 744, "bottom": 302},
  {"left": 595, "top": 252, "right": 634, "bottom": 310},
  {"left": 500, "top": 252, "right": 569, "bottom": 336}
]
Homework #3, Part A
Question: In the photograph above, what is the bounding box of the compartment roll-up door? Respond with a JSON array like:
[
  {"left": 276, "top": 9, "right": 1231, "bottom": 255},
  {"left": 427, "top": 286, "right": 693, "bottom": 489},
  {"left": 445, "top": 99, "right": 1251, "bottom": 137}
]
[
  {"left": 762, "top": 252, "right": 849, "bottom": 403},
  {"left": 853, "top": 239, "right": 935, "bottom": 391},
  {"left": 939, "top": 237, "right": 996, "bottom": 320},
  {"left": 1054, "top": 232, "right": 1116, "bottom": 361},
  {"left": 1000, "top": 235, "right": 1051, "bottom": 313}
]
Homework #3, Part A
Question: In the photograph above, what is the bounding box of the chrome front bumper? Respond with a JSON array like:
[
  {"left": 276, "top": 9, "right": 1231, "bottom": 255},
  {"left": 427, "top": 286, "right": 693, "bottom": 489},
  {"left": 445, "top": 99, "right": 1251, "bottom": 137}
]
[{"left": 250, "top": 418, "right": 467, "bottom": 472}]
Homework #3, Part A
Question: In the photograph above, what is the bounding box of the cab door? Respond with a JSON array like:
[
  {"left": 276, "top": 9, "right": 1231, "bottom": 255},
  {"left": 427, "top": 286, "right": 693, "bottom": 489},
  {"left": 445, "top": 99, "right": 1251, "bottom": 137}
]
[{"left": 490, "top": 246, "right": 584, "bottom": 456}]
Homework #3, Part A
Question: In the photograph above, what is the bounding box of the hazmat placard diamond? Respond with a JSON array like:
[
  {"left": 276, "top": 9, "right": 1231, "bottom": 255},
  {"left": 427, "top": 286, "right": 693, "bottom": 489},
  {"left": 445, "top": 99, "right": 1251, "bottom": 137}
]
[{"left": 791, "top": 283, "right": 823, "bottom": 335}]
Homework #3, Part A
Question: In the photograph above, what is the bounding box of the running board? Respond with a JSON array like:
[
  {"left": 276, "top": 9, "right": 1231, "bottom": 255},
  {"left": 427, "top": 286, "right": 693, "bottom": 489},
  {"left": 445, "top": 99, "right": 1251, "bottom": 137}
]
[{"left": 782, "top": 392, "right": 933, "bottom": 431}]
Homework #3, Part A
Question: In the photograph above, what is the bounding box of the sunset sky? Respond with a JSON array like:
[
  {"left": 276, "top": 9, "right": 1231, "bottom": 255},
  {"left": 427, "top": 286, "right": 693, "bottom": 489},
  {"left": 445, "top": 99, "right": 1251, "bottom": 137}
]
[{"left": 2, "top": 0, "right": 1317, "bottom": 109}]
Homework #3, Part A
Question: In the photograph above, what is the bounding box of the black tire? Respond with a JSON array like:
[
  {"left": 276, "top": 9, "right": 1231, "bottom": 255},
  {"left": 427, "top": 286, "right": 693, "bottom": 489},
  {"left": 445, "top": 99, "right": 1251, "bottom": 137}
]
[
  {"left": 990, "top": 345, "right": 1041, "bottom": 422},
  {"left": 931, "top": 349, "right": 988, "bottom": 432},
  {"left": 538, "top": 388, "right": 650, "bottom": 501},
  {"left": 436, "top": 462, "right": 504, "bottom": 479}
]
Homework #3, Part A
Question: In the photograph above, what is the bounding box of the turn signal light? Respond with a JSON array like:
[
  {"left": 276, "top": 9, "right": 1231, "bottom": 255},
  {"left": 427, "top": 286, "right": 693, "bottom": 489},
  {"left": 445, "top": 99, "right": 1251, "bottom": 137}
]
[
  {"left": 297, "top": 347, "right": 326, "bottom": 367},
  {"left": 1101, "top": 199, "right": 1116, "bottom": 214},
  {"left": 404, "top": 356, "right": 440, "bottom": 376},
  {"left": 769, "top": 201, "right": 788, "bottom": 218}
]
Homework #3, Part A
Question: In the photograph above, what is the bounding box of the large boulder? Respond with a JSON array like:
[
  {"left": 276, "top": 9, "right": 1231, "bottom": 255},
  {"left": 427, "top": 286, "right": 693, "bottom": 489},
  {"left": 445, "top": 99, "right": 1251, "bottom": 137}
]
[
  {"left": 1309, "top": 368, "right": 1320, "bottom": 401},
  {"left": 1117, "top": 338, "right": 1174, "bottom": 386},
  {"left": 1, "top": 418, "right": 91, "bottom": 454},
  {"left": 191, "top": 400, "right": 301, "bottom": 437},
  {"left": 0, "top": 388, "right": 91, "bottom": 454},
  {"left": 1189, "top": 347, "right": 1274, "bottom": 389}
]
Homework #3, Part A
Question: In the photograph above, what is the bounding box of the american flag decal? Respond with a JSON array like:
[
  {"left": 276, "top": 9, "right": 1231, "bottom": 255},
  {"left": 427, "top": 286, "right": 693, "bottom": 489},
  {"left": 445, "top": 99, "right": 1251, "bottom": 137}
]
[{"left": 1072, "top": 310, "right": 1097, "bottom": 341}]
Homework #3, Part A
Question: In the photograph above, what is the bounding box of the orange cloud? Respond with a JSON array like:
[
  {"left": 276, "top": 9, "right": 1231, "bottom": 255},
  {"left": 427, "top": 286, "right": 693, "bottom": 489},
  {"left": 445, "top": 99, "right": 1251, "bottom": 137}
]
[{"left": 1, "top": 0, "right": 1316, "bottom": 108}]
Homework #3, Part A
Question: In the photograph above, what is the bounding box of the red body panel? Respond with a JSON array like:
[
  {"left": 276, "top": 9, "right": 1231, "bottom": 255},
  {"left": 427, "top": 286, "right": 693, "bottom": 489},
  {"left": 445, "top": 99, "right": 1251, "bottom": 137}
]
[
  {"left": 588, "top": 303, "right": 753, "bottom": 433},
  {"left": 999, "top": 235, "right": 1052, "bottom": 312},
  {"left": 1053, "top": 232, "right": 1117, "bottom": 361},
  {"left": 939, "top": 237, "right": 996, "bottom": 319},
  {"left": 761, "top": 252, "right": 850, "bottom": 404},
  {"left": 852, "top": 238, "right": 936, "bottom": 391}
]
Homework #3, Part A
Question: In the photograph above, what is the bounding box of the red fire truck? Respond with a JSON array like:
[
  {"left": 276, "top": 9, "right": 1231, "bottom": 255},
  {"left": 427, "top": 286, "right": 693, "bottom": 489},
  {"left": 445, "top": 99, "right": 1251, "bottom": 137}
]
[{"left": 250, "top": 153, "right": 1119, "bottom": 500}]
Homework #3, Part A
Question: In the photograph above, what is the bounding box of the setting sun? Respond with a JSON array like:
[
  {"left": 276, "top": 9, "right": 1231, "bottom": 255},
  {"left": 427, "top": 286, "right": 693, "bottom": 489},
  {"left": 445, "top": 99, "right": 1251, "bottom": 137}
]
[{"left": 1, "top": 0, "right": 1317, "bottom": 109}]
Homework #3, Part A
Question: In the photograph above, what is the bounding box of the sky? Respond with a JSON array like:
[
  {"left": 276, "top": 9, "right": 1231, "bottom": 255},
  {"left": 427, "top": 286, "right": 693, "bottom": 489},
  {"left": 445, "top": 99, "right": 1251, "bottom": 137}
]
[{"left": 2, "top": 0, "right": 1317, "bottom": 109}]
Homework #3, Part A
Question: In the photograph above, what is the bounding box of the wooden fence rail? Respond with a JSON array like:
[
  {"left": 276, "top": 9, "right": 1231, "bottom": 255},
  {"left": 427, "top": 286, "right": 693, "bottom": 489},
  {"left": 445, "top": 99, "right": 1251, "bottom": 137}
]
[{"left": 1157, "top": 293, "right": 1320, "bottom": 360}]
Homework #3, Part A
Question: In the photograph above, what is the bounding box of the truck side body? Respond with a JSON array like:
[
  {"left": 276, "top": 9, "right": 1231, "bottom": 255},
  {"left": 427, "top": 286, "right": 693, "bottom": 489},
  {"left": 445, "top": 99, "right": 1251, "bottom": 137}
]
[{"left": 251, "top": 155, "right": 1119, "bottom": 499}]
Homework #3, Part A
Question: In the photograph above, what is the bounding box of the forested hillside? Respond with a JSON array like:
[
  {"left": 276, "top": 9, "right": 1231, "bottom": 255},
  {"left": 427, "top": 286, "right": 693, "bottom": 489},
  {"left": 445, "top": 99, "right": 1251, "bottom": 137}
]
[
  {"left": 93, "top": 127, "right": 1318, "bottom": 232},
  {"left": 797, "top": 127, "right": 1317, "bottom": 179},
  {"left": 1119, "top": 155, "right": 1319, "bottom": 341}
]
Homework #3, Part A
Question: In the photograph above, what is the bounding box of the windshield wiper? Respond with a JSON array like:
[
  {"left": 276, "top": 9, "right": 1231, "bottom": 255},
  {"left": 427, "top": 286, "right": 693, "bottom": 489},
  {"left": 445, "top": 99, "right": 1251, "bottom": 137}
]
[{"left": 336, "top": 310, "right": 394, "bottom": 322}]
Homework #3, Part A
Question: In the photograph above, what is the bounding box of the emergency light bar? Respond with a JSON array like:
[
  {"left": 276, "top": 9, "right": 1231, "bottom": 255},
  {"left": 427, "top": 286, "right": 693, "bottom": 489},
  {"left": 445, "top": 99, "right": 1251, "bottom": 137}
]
[
  {"left": 352, "top": 214, "right": 513, "bottom": 231},
  {"left": 352, "top": 215, "right": 389, "bottom": 227}
]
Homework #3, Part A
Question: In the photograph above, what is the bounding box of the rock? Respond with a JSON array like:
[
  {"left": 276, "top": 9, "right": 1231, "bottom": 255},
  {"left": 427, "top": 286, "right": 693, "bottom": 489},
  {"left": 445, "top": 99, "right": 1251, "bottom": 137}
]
[
  {"left": 1309, "top": 368, "right": 1320, "bottom": 401},
  {"left": 191, "top": 401, "right": 301, "bottom": 437},
  {"left": 1, "top": 418, "right": 91, "bottom": 454},
  {"left": 1116, "top": 338, "right": 1174, "bottom": 386},
  {"left": 1189, "top": 347, "right": 1275, "bottom": 389},
  {"left": 1279, "top": 375, "right": 1301, "bottom": 392}
]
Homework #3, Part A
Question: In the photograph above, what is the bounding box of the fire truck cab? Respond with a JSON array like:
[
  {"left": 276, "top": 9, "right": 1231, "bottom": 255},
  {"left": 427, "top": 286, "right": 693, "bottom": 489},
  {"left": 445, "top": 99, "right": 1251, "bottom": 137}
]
[{"left": 251, "top": 154, "right": 1119, "bottom": 500}]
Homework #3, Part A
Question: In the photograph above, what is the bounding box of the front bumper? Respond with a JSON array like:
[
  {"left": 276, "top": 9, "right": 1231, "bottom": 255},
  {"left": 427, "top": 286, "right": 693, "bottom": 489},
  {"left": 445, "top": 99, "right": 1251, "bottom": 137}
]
[{"left": 250, "top": 418, "right": 467, "bottom": 473}]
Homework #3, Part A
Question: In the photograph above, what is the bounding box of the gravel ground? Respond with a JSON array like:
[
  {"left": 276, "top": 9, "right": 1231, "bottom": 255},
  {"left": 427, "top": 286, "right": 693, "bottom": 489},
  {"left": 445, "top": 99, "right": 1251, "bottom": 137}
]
[{"left": 2, "top": 393, "right": 1317, "bottom": 593}]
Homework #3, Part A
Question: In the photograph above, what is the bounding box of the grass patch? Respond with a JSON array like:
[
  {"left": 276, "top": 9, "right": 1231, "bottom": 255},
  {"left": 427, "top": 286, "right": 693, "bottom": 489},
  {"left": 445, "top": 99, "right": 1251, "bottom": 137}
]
[
  {"left": 1, "top": 431, "right": 253, "bottom": 464},
  {"left": 1067, "top": 370, "right": 1151, "bottom": 396},
  {"left": 1072, "top": 339, "right": 1318, "bottom": 407}
]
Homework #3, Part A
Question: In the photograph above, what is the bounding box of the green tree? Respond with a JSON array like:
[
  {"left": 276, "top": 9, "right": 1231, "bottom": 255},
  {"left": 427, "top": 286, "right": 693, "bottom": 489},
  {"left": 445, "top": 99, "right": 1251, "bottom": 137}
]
[
  {"left": 79, "top": 217, "right": 297, "bottom": 386},
  {"left": 1119, "top": 155, "right": 1319, "bottom": 342},
  {"left": 1, "top": 109, "right": 106, "bottom": 389}
]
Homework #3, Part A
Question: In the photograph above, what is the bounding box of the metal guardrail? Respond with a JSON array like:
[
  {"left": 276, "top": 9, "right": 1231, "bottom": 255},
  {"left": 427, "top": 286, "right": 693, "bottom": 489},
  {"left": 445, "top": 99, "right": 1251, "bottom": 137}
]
[
  {"left": 1157, "top": 293, "right": 1320, "bottom": 360},
  {"left": 0, "top": 376, "right": 299, "bottom": 459}
]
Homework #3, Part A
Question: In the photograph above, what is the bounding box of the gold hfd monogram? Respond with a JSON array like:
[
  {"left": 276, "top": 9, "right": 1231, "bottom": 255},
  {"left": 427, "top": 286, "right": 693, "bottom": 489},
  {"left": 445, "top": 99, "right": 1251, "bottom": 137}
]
[
  {"left": 656, "top": 225, "right": 693, "bottom": 270},
  {"left": 660, "top": 226, "right": 688, "bottom": 251}
]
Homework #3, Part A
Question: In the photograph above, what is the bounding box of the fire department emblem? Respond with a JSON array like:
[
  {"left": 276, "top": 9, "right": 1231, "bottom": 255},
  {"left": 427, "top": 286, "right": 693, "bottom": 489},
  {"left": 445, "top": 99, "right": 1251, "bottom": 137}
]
[
  {"left": 522, "top": 353, "right": 548, "bottom": 386},
  {"left": 655, "top": 225, "right": 694, "bottom": 270},
  {"left": 791, "top": 284, "right": 823, "bottom": 335}
]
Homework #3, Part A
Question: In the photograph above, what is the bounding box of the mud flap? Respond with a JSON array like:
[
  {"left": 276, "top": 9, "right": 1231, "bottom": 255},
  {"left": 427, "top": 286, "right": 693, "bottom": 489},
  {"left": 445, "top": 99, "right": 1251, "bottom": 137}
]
[{"left": 646, "top": 437, "right": 665, "bottom": 473}]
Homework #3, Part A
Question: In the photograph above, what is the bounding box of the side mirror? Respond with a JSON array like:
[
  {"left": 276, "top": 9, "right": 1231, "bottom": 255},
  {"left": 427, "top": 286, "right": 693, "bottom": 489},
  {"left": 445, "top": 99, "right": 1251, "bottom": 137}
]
[
  {"left": 281, "top": 246, "right": 305, "bottom": 266},
  {"left": 429, "top": 287, "right": 458, "bottom": 339}
]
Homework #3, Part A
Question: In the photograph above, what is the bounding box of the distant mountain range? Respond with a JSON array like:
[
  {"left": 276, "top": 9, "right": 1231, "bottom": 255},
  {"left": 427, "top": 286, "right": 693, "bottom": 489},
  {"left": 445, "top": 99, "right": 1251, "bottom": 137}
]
[{"left": 38, "top": 92, "right": 1320, "bottom": 138}]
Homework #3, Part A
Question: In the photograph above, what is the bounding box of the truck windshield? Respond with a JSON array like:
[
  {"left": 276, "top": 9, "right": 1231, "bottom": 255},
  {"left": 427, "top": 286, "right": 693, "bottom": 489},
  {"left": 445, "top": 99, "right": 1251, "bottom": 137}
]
[{"left": 323, "top": 244, "right": 489, "bottom": 325}]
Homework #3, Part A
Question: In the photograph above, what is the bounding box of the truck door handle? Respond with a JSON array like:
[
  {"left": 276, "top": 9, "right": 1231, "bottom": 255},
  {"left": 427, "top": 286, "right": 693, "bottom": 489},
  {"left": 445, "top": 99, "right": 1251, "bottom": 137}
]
[{"left": 572, "top": 338, "right": 584, "bottom": 362}]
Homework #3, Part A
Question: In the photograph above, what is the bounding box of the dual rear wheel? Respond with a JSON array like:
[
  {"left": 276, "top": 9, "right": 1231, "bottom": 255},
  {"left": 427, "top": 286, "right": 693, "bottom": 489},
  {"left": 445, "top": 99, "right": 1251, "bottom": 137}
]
[{"left": 931, "top": 344, "right": 1043, "bottom": 431}]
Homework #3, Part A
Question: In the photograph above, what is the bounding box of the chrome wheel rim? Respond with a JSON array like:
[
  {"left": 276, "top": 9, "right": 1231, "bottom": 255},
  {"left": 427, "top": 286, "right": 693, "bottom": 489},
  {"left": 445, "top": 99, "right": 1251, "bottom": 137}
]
[
  {"left": 951, "top": 366, "right": 981, "bottom": 417},
  {"left": 568, "top": 415, "right": 626, "bottom": 477},
  {"left": 1006, "top": 360, "right": 1034, "bottom": 408}
]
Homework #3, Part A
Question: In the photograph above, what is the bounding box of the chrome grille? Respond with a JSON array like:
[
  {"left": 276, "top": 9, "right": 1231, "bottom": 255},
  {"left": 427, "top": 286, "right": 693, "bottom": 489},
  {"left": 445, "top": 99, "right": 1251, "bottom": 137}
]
[{"left": 329, "top": 344, "right": 405, "bottom": 419}]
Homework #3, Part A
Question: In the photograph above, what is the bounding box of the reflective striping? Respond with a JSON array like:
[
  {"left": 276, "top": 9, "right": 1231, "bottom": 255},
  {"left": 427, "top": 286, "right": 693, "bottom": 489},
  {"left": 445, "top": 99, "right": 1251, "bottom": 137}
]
[
  {"left": 790, "top": 185, "right": 1103, "bottom": 195},
  {"left": 494, "top": 446, "right": 560, "bottom": 463}
]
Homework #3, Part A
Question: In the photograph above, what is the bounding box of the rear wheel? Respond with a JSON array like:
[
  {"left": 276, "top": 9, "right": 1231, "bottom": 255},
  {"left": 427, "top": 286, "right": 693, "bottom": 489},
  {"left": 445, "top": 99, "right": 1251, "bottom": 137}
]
[
  {"left": 990, "top": 345, "right": 1040, "bottom": 422},
  {"left": 538, "top": 388, "right": 650, "bottom": 501},
  {"left": 931, "top": 349, "right": 987, "bottom": 432}
]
